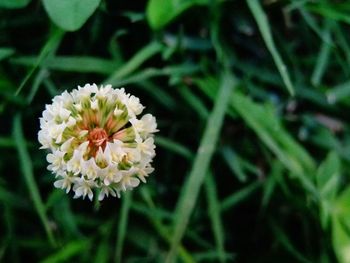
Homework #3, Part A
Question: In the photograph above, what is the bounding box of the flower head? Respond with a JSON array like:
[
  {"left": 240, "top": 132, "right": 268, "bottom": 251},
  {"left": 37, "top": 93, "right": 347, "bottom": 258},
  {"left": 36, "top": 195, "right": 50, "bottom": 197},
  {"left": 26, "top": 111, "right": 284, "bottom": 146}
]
[{"left": 38, "top": 84, "right": 158, "bottom": 201}]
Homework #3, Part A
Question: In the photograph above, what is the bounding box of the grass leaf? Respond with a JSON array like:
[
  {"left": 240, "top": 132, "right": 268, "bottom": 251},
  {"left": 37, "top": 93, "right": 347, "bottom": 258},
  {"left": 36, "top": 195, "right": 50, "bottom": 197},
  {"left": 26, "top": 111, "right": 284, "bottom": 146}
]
[
  {"left": 105, "top": 42, "right": 162, "bottom": 84},
  {"left": 13, "top": 114, "right": 56, "bottom": 246},
  {"left": 115, "top": 191, "right": 132, "bottom": 263},
  {"left": 166, "top": 72, "right": 235, "bottom": 262},
  {"left": 205, "top": 172, "right": 226, "bottom": 263},
  {"left": 247, "top": 0, "right": 295, "bottom": 95},
  {"left": 40, "top": 240, "right": 89, "bottom": 263},
  {"left": 11, "top": 56, "right": 118, "bottom": 75},
  {"left": 15, "top": 28, "right": 64, "bottom": 96}
]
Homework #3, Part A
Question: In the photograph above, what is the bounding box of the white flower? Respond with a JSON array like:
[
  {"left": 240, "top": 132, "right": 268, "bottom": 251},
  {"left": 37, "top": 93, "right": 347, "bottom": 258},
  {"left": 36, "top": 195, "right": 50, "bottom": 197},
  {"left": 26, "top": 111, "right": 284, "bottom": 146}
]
[
  {"left": 125, "top": 95, "right": 144, "bottom": 117},
  {"left": 101, "top": 163, "right": 121, "bottom": 186},
  {"left": 136, "top": 137, "right": 156, "bottom": 158},
  {"left": 130, "top": 114, "right": 158, "bottom": 139},
  {"left": 46, "top": 150, "right": 65, "bottom": 172},
  {"left": 66, "top": 116, "right": 77, "bottom": 127},
  {"left": 73, "top": 178, "right": 96, "bottom": 201},
  {"left": 124, "top": 147, "right": 141, "bottom": 164},
  {"left": 95, "top": 84, "right": 112, "bottom": 99},
  {"left": 47, "top": 123, "right": 65, "bottom": 142},
  {"left": 60, "top": 137, "right": 74, "bottom": 152},
  {"left": 113, "top": 106, "right": 124, "bottom": 116},
  {"left": 118, "top": 168, "right": 140, "bottom": 191},
  {"left": 38, "top": 84, "right": 158, "bottom": 201},
  {"left": 98, "top": 185, "right": 117, "bottom": 201},
  {"left": 135, "top": 161, "right": 154, "bottom": 183},
  {"left": 90, "top": 99, "right": 99, "bottom": 110},
  {"left": 54, "top": 172, "right": 75, "bottom": 193},
  {"left": 38, "top": 130, "right": 51, "bottom": 149},
  {"left": 66, "top": 142, "right": 89, "bottom": 175},
  {"left": 81, "top": 158, "right": 100, "bottom": 180},
  {"left": 53, "top": 90, "right": 73, "bottom": 108},
  {"left": 104, "top": 141, "right": 125, "bottom": 164}
]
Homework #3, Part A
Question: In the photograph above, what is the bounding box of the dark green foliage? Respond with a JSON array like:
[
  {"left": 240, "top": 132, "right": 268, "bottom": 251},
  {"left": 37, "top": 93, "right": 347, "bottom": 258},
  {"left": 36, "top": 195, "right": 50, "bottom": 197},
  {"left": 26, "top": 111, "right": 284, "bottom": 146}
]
[{"left": 1, "top": 0, "right": 350, "bottom": 262}]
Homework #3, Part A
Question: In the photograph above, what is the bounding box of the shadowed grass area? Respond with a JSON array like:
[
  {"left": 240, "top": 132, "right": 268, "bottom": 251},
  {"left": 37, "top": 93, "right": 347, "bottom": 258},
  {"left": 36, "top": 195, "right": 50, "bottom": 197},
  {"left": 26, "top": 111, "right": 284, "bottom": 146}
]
[{"left": 2, "top": 0, "right": 350, "bottom": 262}]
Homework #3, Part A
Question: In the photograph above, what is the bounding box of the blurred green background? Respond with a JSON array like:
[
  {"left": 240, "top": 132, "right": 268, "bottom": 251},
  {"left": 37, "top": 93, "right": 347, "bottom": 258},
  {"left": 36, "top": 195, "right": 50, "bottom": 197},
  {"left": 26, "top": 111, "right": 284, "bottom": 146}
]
[{"left": 2, "top": 0, "right": 350, "bottom": 262}]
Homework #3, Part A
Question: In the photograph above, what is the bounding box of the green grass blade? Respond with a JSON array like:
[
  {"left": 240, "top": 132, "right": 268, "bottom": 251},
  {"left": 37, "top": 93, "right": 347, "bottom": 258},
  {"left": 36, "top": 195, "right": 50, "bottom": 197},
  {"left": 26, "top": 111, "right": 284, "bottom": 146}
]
[
  {"left": 230, "top": 91, "right": 316, "bottom": 178},
  {"left": 271, "top": 223, "right": 312, "bottom": 263},
  {"left": 3, "top": 205, "right": 18, "bottom": 261},
  {"left": 27, "top": 69, "right": 48, "bottom": 103},
  {"left": 311, "top": 21, "right": 333, "bottom": 86},
  {"left": 94, "top": 241, "right": 109, "bottom": 263},
  {"left": 11, "top": 56, "right": 118, "bottom": 75},
  {"left": 136, "top": 81, "right": 177, "bottom": 110},
  {"left": 0, "top": 136, "right": 34, "bottom": 148},
  {"left": 307, "top": 3, "right": 350, "bottom": 25},
  {"left": 205, "top": 172, "right": 226, "bottom": 263},
  {"left": 115, "top": 191, "right": 132, "bottom": 263},
  {"left": 298, "top": 7, "right": 333, "bottom": 44},
  {"left": 108, "top": 64, "right": 199, "bottom": 87},
  {"left": 247, "top": 0, "right": 294, "bottom": 95},
  {"left": 194, "top": 251, "right": 235, "bottom": 262},
  {"left": 15, "top": 28, "right": 64, "bottom": 96},
  {"left": 51, "top": 195, "right": 82, "bottom": 238},
  {"left": 326, "top": 80, "right": 350, "bottom": 104},
  {"left": 221, "top": 181, "right": 261, "bottom": 212},
  {"left": 221, "top": 147, "right": 247, "bottom": 182},
  {"left": 334, "top": 24, "right": 350, "bottom": 71},
  {"left": 105, "top": 41, "right": 162, "bottom": 84},
  {"left": 262, "top": 161, "right": 283, "bottom": 208},
  {"left": 139, "top": 187, "right": 196, "bottom": 263},
  {"left": 155, "top": 136, "right": 193, "bottom": 160},
  {"left": 178, "top": 86, "right": 209, "bottom": 120},
  {"left": 165, "top": 72, "right": 235, "bottom": 262},
  {"left": 13, "top": 114, "right": 56, "bottom": 246},
  {"left": 0, "top": 185, "right": 28, "bottom": 209},
  {"left": 40, "top": 240, "right": 89, "bottom": 263},
  {"left": 0, "top": 47, "right": 14, "bottom": 61}
]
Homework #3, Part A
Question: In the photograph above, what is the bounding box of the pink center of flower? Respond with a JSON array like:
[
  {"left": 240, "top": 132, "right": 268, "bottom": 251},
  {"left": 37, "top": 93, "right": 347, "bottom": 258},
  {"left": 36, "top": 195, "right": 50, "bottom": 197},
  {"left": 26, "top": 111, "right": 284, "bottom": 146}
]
[{"left": 88, "top": 127, "right": 108, "bottom": 148}]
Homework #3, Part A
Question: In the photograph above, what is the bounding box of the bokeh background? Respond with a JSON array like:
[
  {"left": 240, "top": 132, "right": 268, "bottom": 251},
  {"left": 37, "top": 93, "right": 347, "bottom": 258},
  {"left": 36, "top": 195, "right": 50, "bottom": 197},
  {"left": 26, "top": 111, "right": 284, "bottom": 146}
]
[{"left": 1, "top": 0, "right": 350, "bottom": 262}]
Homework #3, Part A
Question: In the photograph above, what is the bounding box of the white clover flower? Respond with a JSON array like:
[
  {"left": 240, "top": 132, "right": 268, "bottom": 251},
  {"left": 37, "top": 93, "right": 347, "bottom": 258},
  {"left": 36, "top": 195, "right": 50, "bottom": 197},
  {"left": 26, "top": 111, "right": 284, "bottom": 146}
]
[{"left": 38, "top": 84, "right": 158, "bottom": 201}]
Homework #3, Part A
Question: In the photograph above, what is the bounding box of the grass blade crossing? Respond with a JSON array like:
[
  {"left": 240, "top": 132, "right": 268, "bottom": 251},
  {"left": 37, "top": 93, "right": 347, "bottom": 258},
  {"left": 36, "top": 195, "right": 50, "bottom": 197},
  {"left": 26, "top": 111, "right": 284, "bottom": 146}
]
[{"left": 165, "top": 72, "right": 235, "bottom": 262}]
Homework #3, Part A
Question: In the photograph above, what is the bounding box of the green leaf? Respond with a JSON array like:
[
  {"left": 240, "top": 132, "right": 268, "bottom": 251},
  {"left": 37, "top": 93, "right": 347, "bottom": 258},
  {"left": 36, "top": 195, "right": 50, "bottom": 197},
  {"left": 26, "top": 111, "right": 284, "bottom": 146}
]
[
  {"left": 326, "top": 80, "right": 350, "bottom": 104},
  {"left": 43, "top": 0, "right": 101, "bottom": 31},
  {"left": 15, "top": 28, "right": 64, "bottom": 96},
  {"left": 247, "top": 0, "right": 295, "bottom": 95},
  {"left": 271, "top": 222, "right": 312, "bottom": 263},
  {"left": 332, "top": 187, "right": 350, "bottom": 263},
  {"left": 13, "top": 114, "right": 56, "bottom": 246},
  {"left": 105, "top": 42, "right": 162, "bottom": 84},
  {"left": 311, "top": 21, "right": 333, "bottom": 86},
  {"left": 317, "top": 152, "right": 340, "bottom": 229},
  {"left": 155, "top": 136, "right": 193, "bottom": 160},
  {"left": 0, "top": 0, "right": 30, "bottom": 9},
  {"left": 317, "top": 152, "right": 340, "bottom": 198},
  {"left": 230, "top": 92, "right": 318, "bottom": 197},
  {"left": 220, "top": 181, "right": 261, "bottom": 212},
  {"left": 11, "top": 56, "right": 118, "bottom": 75},
  {"left": 166, "top": 72, "right": 235, "bottom": 261},
  {"left": 205, "top": 172, "right": 226, "bottom": 263},
  {"left": 0, "top": 48, "right": 14, "bottom": 61},
  {"left": 115, "top": 192, "right": 132, "bottom": 263},
  {"left": 221, "top": 147, "right": 247, "bottom": 182},
  {"left": 40, "top": 240, "right": 89, "bottom": 263},
  {"left": 139, "top": 187, "right": 196, "bottom": 263},
  {"left": 308, "top": 3, "right": 350, "bottom": 25},
  {"left": 147, "top": 0, "right": 207, "bottom": 30},
  {"left": 332, "top": 218, "right": 350, "bottom": 263}
]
